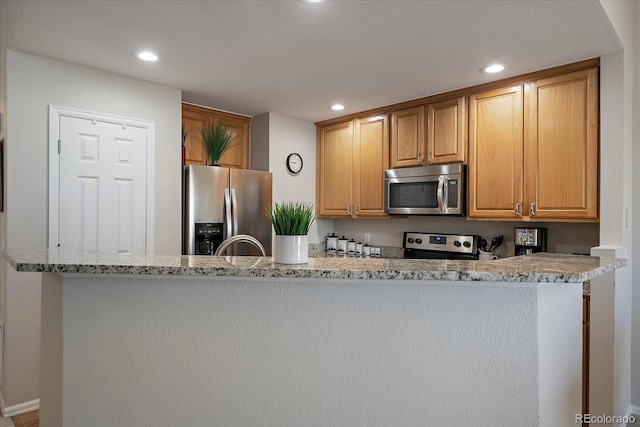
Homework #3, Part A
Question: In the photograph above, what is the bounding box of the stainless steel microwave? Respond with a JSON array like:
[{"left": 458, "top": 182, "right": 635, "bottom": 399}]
[{"left": 384, "top": 164, "right": 465, "bottom": 215}]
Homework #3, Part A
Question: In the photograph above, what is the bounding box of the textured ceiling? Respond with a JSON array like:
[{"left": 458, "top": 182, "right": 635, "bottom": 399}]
[{"left": 5, "top": 0, "right": 621, "bottom": 123}]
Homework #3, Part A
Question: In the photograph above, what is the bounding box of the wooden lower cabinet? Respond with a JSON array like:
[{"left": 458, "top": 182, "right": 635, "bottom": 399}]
[
  {"left": 317, "top": 115, "right": 389, "bottom": 218},
  {"left": 182, "top": 103, "right": 250, "bottom": 169}
]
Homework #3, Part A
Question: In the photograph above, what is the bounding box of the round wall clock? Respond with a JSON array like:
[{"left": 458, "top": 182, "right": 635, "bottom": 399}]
[{"left": 286, "top": 153, "right": 303, "bottom": 174}]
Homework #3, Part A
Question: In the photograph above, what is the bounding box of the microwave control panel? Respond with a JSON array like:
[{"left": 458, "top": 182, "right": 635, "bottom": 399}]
[{"left": 447, "top": 179, "right": 458, "bottom": 208}]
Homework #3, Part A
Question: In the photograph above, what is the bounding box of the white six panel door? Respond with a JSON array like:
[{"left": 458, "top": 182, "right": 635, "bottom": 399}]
[{"left": 58, "top": 115, "right": 148, "bottom": 255}]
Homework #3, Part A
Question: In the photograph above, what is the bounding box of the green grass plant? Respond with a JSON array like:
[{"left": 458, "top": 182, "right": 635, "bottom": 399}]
[
  {"left": 265, "top": 201, "right": 315, "bottom": 235},
  {"left": 200, "top": 122, "right": 235, "bottom": 163}
]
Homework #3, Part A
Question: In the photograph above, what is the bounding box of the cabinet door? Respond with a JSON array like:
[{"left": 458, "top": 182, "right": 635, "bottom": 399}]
[
  {"left": 316, "top": 121, "right": 354, "bottom": 217},
  {"left": 354, "top": 115, "right": 389, "bottom": 218},
  {"left": 525, "top": 68, "right": 598, "bottom": 220},
  {"left": 215, "top": 113, "right": 250, "bottom": 169},
  {"left": 390, "top": 106, "right": 425, "bottom": 168},
  {"left": 182, "top": 105, "right": 208, "bottom": 165},
  {"left": 468, "top": 85, "right": 524, "bottom": 219},
  {"left": 426, "top": 96, "right": 467, "bottom": 164}
]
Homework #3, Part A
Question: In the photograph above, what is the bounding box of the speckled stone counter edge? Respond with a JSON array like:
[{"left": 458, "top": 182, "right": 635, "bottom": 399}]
[{"left": 4, "top": 248, "right": 626, "bottom": 284}]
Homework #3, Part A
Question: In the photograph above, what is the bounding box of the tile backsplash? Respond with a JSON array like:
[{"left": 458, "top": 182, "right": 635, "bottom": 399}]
[{"left": 323, "top": 216, "right": 599, "bottom": 258}]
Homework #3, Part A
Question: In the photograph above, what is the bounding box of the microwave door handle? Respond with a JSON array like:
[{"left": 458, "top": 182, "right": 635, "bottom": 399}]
[
  {"left": 224, "top": 188, "right": 232, "bottom": 240},
  {"left": 437, "top": 176, "right": 445, "bottom": 213},
  {"left": 442, "top": 178, "right": 449, "bottom": 212}
]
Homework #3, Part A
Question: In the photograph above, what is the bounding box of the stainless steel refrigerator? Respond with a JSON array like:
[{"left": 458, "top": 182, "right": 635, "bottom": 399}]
[{"left": 183, "top": 165, "right": 272, "bottom": 256}]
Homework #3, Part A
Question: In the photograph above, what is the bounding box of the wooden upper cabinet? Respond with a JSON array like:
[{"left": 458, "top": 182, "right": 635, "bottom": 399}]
[
  {"left": 316, "top": 121, "right": 354, "bottom": 217},
  {"left": 525, "top": 68, "right": 598, "bottom": 220},
  {"left": 468, "top": 85, "right": 524, "bottom": 219},
  {"left": 316, "top": 115, "right": 389, "bottom": 218},
  {"left": 216, "top": 113, "right": 250, "bottom": 169},
  {"left": 390, "top": 106, "right": 425, "bottom": 168},
  {"left": 354, "top": 115, "right": 389, "bottom": 217},
  {"left": 314, "top": 59, "right": 599, "bottom": 222},
  {"left": 468, "top": 67, "right": 599, "bottom": 221},
  {"left": 182, "top": 103, "right": 250, "bottom": 169},
  {"left": 426, "top": 96, "right": 467, "bottom": 165},
  {"left": 182, "top": 105, "right": 208, "bottom": 165}
]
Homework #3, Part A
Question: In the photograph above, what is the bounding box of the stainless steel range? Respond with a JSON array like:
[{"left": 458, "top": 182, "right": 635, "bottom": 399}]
[{"left": 403, "top": 232, "right": 479, "bottom": 260}]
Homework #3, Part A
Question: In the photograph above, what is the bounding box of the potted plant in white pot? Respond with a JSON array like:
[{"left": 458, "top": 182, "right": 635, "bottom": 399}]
[
  {"left": 265, "top": 201, "right": 315, "bottom": 264},
  {"left": 200, "top": 122, "right": 235, "bottom": 166}
]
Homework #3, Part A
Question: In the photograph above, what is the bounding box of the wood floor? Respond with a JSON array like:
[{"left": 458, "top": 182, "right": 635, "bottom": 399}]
[{"left": 11, "top": 410, "right": 38, "bottom": 427}]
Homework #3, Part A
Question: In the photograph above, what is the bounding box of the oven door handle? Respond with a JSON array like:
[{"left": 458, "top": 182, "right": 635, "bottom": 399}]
[{"left": 437, "top": 175, "right": 446, "bottom": 213}]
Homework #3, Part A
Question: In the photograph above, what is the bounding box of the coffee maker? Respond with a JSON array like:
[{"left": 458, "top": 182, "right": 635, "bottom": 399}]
[{"left": 514, "top": 227, "right": 547, "bottom": 256}]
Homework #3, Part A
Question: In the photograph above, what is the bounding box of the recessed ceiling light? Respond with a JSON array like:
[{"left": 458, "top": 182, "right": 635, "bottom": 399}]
[
  {"left": 331, "top": 104, "right": 345, "bottom": 111},
  {"left": 137, "top": 51, "right": 159, "bottom": 62},
  {"left": 481, "top": 64, "right": 506, "bottom": 74}
]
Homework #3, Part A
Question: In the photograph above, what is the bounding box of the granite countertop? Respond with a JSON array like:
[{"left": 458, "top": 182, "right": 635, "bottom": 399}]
[{"left": 3, "top": 248, "right": 626, "bottom": 283}]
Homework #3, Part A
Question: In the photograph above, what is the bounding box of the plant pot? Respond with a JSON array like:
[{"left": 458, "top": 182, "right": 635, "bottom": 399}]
[{"left": 273, "top": 235, "right": 308, "bottom": 264}]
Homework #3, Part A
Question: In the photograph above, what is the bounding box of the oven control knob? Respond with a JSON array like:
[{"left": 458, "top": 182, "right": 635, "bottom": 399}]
[
  {"left": 453, "top": 241, "right": 461, "bottom": 247},
  {"left": 463, "top": 241, "right": 471, "bottom": 248},
  {"left": 407, "top": 238, "right": 414, "bottom": 244},
  {"left": 415, "top": 238, "right": 422, "bottom": 244}
]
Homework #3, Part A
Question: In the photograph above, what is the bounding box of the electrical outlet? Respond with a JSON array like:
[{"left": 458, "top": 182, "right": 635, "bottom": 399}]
[{"left": 625, "top": 208, "right": 630, "bottom": 228}]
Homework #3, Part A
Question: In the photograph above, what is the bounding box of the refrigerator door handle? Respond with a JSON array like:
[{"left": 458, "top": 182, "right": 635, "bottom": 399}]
[
  {"left": 224, "top": 188, "right": 233, "bottom": 240},
  {"left": 231, "top": 188, "right": 239, "bottom": 236}
]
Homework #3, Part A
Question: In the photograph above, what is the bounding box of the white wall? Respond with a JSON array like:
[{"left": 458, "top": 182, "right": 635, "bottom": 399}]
[
  {"left": 44, "top": 273, "right": 582, "bottom": 426},
  {"left": 0, "top": 0, "right": 25, "bottom": 413},
  {"left": 599, "top": 0, "right": 636, "bottom": 418},
  {"left": 253, "top": 112, "right": 332, "bottom": 245},
  {"left": 249, "top": 113, "right": 269, "bottom": 172},
  {"left": 1, "top": 50, "right": 182, "bottom": 410},
  {"left": 6, "top": 51, "right": 182, "bottom": 254},
  {"left": 633, "top": 1, "right": 640, "bottom": 413}
]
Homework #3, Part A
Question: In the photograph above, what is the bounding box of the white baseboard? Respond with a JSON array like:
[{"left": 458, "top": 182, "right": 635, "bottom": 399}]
[{"left": 0, "top": 393, "right": 39, "bottom": 418}]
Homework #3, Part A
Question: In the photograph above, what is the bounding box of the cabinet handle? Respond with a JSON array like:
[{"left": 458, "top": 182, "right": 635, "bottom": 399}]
[
  {"left": 515, "top": 202, "right": 520, "bottom": 217},
  {"left": 427, "top": 152, "right": 432, "bottom": 164},
  {"left": 530, "top": 202, "right": 536, "bottom": 216},
  {"left": 417, "top": 153, "right": 423, "bottom": 165},
  {"left": 347, "top": 205, "right": 352, "bottom": 215},
  {"left": 355, "top": 205, "right": 360, "bottom": 215}
]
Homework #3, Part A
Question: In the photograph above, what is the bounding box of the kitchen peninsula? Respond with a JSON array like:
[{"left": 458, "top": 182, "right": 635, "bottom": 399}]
[{"left": 5, "top": 249, "right": 625, "bottom": 427}]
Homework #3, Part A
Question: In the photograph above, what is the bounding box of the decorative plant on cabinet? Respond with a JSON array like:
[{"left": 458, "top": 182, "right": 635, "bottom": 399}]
[{"left": 200, "top": 122, "right": 236, "bottom": 166}]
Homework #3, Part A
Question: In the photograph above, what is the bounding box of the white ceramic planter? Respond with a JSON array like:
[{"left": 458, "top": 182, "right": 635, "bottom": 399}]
[{"left": 273, "top": 235, "right": 309, "bottom": 264}]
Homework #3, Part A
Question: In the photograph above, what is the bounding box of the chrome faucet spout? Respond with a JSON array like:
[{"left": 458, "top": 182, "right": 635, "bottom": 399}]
[{"left": 214, "top": 234, "right": 266, "bottom": 257}]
